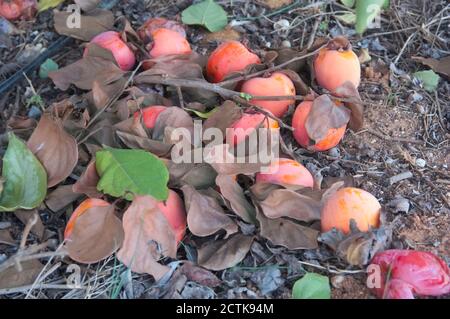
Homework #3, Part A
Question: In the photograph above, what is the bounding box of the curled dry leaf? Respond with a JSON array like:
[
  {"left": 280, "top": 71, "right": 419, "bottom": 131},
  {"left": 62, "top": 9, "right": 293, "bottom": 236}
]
[
  {"left": 166, "top": 159, "right": 217, "bottom": 189},
  {"left": 152, "top": 107, "right": 194, "bottom": 142},
  {"left": 305, "top": 95, "right": 351, "bottom": 142},
  {"left": 27, "top": 113, "right": 78, "bottom": 187},
  {"left": 258, "top": 188, "right": 321, "bottom": 222},
  {"left": 412, "top": 55, "right": 450, "bottom": 80},
  {"left": 53, "top": 9, "right": 114, "bottom": 41},
  {"left": 202, "top": 100, "right": 242, "bottom": 141},
  {"left": 49, "top": 56, "right": 125, "bottom": 91},
  {"left": 45, "top": 185, "right": 82, "bottom": 212},
  {"left": 117, "top": 195, "right": 177, "bottom": 280},
  {"left": 334, "top": 81, "right": 364, "bottom": 131},
  {"left": 66, "top": 204, "right": 124, "bottom": 264},
  {"left": 0, "top": 260, "right": 43, "bottom": 290},
  {"left": 14, "top": 209, "right": 45, "bottom": 239},
  {"left": 197, "top": 234, "right": 254, "bottom": 271},
  {"left": 254, "top": 202, "right": 319, "bottom": 250},
  {"left": 179, "top": 261, "right": 222, "bottom": 287},
  {"left": 116, "top": 130, "right": 173, "bottom": 157},
  {"left": 92, "top": 78, "right": 127, "bottom": 110},
  {"left": 319, "top": 221, "right": 392, "bottom": 266},
  {"left": 274, "top": 48, "right": 306, "bottom": 73},
  {"left": 277, "top": 69, "right": 310, "bottom": 96},
  {"left": 181, "top": 185, "right": 238, "bottom": 238},
  {"left": 215, "top": 174, "right": 256, "bottom": 224},
  {"left": 72, "top": 161, "right": 102, "bottom": 198}
]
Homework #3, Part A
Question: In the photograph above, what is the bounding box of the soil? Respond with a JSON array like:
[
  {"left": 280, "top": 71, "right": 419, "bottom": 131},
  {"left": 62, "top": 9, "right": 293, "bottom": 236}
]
[{"left": 0, "top": 0, "right": 448, "bottom": 299}]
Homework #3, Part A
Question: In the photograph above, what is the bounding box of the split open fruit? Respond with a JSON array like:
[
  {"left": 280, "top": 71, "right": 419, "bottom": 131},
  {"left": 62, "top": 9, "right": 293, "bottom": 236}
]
[
  {"left": 314, "top": 37, "right": 361, "bottom": 93},
  {"left": 86, "top": 31, "right": 136, "bottom": 71},
  {"left": 256, "top": 158, "right": 314, "bottom": 188},
  {"left": 148, "top": 28, "right": 192, "bottom": 58},
  {"left": 321, "top": 187, "right": 381, "bottom": 234},
  {"left": 64, "top": 198, "right": 110, "bottom": 239},
  {"left": 0, "top": 0, "right": 36, "bottom": 20},
  {"left": 206, "top": 41, "right": 261, "bottom": 83},
  {"left": 133, "top": 105, "right": 167, "bottom": 129},
  {"left": 240, "top": 72, "right": 296, "bottom": 118},
  {"left": 157, "top": 190, "right": 187, "bottom": 244},
  {"left": 292, "top": 100, "right": 347, "bottom": 151},
  {"left": 369, "top": 250, "right": 450, "bottom": 299},
  {"left": 227, "top": 112, "right": 279, "bottom": 146}
]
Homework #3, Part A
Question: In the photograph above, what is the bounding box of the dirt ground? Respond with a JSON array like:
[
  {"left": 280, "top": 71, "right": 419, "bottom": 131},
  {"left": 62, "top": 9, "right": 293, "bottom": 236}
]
[{"left": 0, "top": 0, "right": 449, "bottom": 299}]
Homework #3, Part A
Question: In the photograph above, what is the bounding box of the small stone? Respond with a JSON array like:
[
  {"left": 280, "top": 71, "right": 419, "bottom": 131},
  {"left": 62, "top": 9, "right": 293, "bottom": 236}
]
[
  {"left": 331, "top": 275, "right": 345, "bottom": 289},
  {"left": 281, "top": 40, "right": 291, "bottom": 48},
  {"left": 328, "top": 147, "right": 340, "bottom": 158},
  {"left": 415, "top": 158, "right": 426, "bottom": 168}
]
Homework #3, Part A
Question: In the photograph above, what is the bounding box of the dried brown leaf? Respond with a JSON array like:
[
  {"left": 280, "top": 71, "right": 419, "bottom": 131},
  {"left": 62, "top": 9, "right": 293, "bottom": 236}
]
[
  {"left": 166, "top": 160, "right": 217, "bottom": 189},
  {"left": 179, "top": 261, "right": 222, "bottom": 287},
  {"left": 203, "top": 100, "right": 242, "bottom": 140},
  {"left": 116, "top": 131, "right": 173, "bottom": 157},
  {"left": 181, "top": 185, "right": 238, "bottom": 238},
  {"left": 152, "top": 107, "right": 194, "bottom": 142},
  {"left": 413, "top": 56, "right": 450, "bottom": 79},
  {"left": 14, "top": 209, "right": 45, "bottom": 240},
  {"left": 197, "top": 234, "right": 254, "bottom": 271},
  {"left": 204, "top": 144, "right": 263, "bottom": 175},
  {"left": 72, "top": 161, "right": 102, "bottom": 198},
  {"left": 258, "top": 0, "right": 293, "bottom": 9},
  {"left": 45, "top": 185, "right": 82, "bottom": 212},
  {"left": 334, "top": 81, "right": 364, "bottom": 131},
  {"left": 0, "top": 229, "right": 15, "bottom": 245},
  {"left": 54, "top": 9, "right": 114, "bottom": 41},
  {"left": 74, "top": 0, "right": 100, "bottom": 12},
  {"left": 0, "top": 260, "right": 43, "bottom": 289},
  {"left": 92, "top": 78, "right": 127, "bottom": 110},
  {"left": 215, "top": 175, "right": 256, "bottom": 224},
  {"left": 66, "top": 204, "right": 124, "bottom": 264},
  {"left": 27, "top": 114, "right": 78, "bottom": 187},
  {"left": 305, "top": 94, "right": 350, "bottom": 142},
  {"left": 203, "top": 27, "right": 240, "bottom": 43},
  {"left": 117, "top": 196, "right": 177, "bottom": 280}
]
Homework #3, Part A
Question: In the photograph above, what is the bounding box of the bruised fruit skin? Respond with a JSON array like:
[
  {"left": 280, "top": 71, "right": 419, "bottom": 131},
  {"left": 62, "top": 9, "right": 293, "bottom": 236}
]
[
  {"left": 227, "top": 112, "right": 279, "bottom": 146},
  {"left": 321, "top": 187, "right": 380, "bottom": 234},
  {"left": 149, "top": 28, "right": 192, "bottom": 58},
  {"left": 292, "top": 101, "right": 346, "bottom": 151},
  {"left": 369, "top": 250, "right": 450, "bottom": 299},
  {"left": 0, "top": 0, "right": 36, "bottom": 20},
  {"left": 206, "top": 41, "right": 261, "bottom": 83},
  {"left": 133, "top": 105, "right": 167, "bottom": 129},
  {"left": 157, "top": 190, "right": 187, "bottom": 244},
  {"left": 138, "top": 18, "right": 186, "bottom": 44},
  {"left": 240, "top": 72, "right": 295, "bottom": 118},
  {"left": 64, "top": 198, "right": 110, "bottom": 239},
  {"left": 86, "top": 31, "right": 136, "bottom": 71},
  {"left": 314, "top": 37, "right": 360, "bottom": 93},
  {"left": 256, "top": 158, "right": 314, "bottom": 188}
]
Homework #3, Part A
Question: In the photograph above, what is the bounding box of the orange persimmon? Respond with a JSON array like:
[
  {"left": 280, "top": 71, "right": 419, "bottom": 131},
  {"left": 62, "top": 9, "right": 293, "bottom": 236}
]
[
  {"left": 133, "top": 105, "right": 167, "bottom": 129},
  {"left": 148, "top": 28, "right": 192, "bottom": 58},
  {"left": 206, "top": 41, "right": 261, "bottom": 83},
  {"left": 292, "top": 100, "right": 346, "bottom": 151},
  {"left": 314, "top": 37, "right": 361, "bottom": 93},
  {"left": 321, "top": 187, "right": 381, "bottom": 234},
  {"left": 0, "top": 0, "right": 36, "bottom": 20},
  {"left": 157, "top": 190, "right": 187, "bottom": 244},
  {"left": 227, "top": 112, "right": 279, "bottom": 146},
  {"left": 256, "top": 158, "right": 314, "bottom": 188},
  {"left": 85, "top": 31, "right": 136, "bottom": 71},
  {"left": 240, "top": 72, "right": 295, "bottom": 118}
]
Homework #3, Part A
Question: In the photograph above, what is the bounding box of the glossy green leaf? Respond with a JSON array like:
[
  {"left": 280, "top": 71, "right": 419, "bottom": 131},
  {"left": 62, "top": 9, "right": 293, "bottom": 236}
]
[
  {"left": 38, "top": 0, "right": 66, "bottom": 12},
  {"left": 335, "top": 12, "right": 356, "bottom": 25},
  {"left": 355, "top": 0, "right": 385, "bottom": 34},
  {"left": 181, "top": 0, "right": 228, "bottom": 32},
  {"left": 96, "top": 148, "right": 169, "bottom": 201},
  {"left": 185, "top": 107, "right": 218, "bottom": 119},
  {"left": 0, "top": 133, "right": 47, "bottom": 211},
  {"left": 414, "top": 70, "right": 440, "bottom": 92},
  {"left": 340, "top": 0, "right": 355, "bottom": 8},
  {"left": 292, "top": 273, "right": 331, "bottom": 299}
]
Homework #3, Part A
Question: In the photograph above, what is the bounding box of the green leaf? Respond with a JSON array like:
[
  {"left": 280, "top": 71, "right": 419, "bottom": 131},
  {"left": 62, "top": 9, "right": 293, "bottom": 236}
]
[
  {"left": 292, "top": 273, "right": 331, "bottom": 299},
  {"left": 0, "top": 133, "right": 47, "bottom": 212},
  {"left": 340, "top": 0, "right": 355, "bottom": 8},
  {"left": 96, "top": 148, "right": 169, "bottom": 201},
  {"left": 185, "top": 107, "right": 218, "bottom": 119},
  {"left": 181, "top": 0, "right": 228, "bottom": 32},
  {"left": 39, "top": 58, "right": 59, "bottom": 79},
  {"left": 355, "top": 0, "right": 385, "bottom": 34},
  {"left": 335, "top": 12, "right": 356, "bottom": 25},
  {"left": 414, "top": 70, "right": 440, "bottom": 92},
  {"left": 38, "top": 0, "right": 66, "bottom": 12}
]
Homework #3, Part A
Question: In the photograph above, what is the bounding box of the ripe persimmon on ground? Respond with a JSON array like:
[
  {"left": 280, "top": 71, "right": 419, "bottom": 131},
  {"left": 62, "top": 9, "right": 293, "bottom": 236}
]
[{"left": 0, "top": 0, "right": 449, "bottom": 301}]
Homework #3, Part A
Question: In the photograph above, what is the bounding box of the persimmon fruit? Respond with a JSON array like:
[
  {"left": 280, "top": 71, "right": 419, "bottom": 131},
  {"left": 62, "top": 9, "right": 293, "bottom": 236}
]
[
  {"left": 0, "top": 0, "right": 36, "bottom": 20},
  {"left": 240, "top": 72, "right": 295, "bottom": 118},
  {"left": 321, "top": 187, "right": 381, "bottom": 234},
  {"left": 64, "top": 198, "right": 110, "bottom": 239},
  {"left": 86, "top": 31, "right": 136, "bottom": 71},
  {"left": 157, "top": 190, "right": 187, "bottom": 244},
  {"left": 206, "top": 41, "right": 261, "bottom": 83},
  {"left": 133, "top": 105, "right": 167, "bottom": 129},
  {"left": 292, "top": 100, "right": 346, "bottom": 151},
  {"left": 138, "top": 17, "right": 186, "bottom": 43},
  {"left": 227, "top": 112, "right": 279, "bottom": 146},
  {"left": 256, "top": 158, "right": 314, "bottom": 188},
  {"left": 148, "top": 28, "right": 192, "bottom": 58},
  {"left": 314, "top": 37, "right": 360, "bottom": 92}
]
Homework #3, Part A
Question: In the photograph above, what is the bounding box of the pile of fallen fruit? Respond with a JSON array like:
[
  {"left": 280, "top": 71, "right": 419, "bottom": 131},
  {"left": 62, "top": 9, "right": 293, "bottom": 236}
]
[{"left": 0, "top": 1, "right": 449, "bottom": 299}]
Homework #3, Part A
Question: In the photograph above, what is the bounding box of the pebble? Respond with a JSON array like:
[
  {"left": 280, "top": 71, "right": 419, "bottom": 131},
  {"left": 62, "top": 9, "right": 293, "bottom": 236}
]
[
  {"left": 415, "top": 158, "right": 426, "bottom": 168},
  {"left": 328, "top": 147, "right": 340, "bottom": 158},
  {"left": 388, "top": 197, "right": 410, "bottom": 214},
  {"left": 331, "top": 275, "right": 346, "bottom": 289},
  {"left": 281, "top": 40, "right": 291, "bottom": 48}
]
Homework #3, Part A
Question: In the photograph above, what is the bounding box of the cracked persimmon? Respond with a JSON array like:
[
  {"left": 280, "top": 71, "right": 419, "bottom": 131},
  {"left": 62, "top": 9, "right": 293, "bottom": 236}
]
[
  {"left": 240, "top": 72, "right": 295, "bottom": 118},
  {"left": 86, "top": 31, "right": 136, "bottom": 71},
  {"left": 321, "top": 187, "right": 381, "bottom": 234},
  {"left": 314, "top": 37, "right": 360, "bottom": 93},
  {"left": 292, "top": 100, "right": 346, "bottom": 151},
  {"left": 206, "top": 41, "right": 261, "bottom": 83}
]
